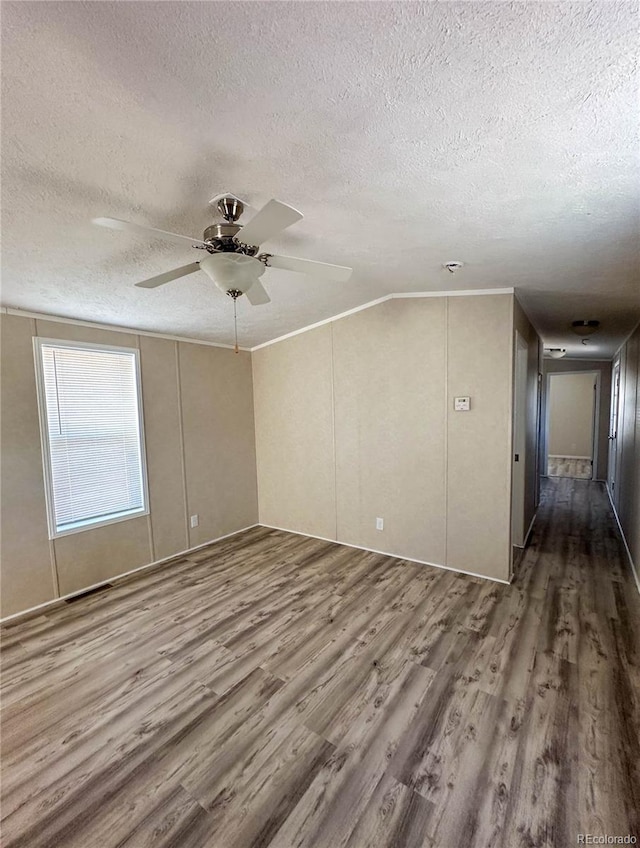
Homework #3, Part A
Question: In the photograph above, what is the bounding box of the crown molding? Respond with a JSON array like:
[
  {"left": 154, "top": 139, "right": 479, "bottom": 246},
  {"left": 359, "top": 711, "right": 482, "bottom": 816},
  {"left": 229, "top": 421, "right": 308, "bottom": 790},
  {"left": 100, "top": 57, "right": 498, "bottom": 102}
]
[
  {"left": 2, "top": 286, "right": 515, "bottom": 354},
  {"left": 0, "top": 306, "right": 250, "bottom": 352},
  {"left": 392, "top": 287, "right": 514, "bottom": 299},
  {"left": 250, "top": 288, "right": 515, "bottom": 351},
  {"left": 250, "top": 295, "right": 393, "bottom": 351}
]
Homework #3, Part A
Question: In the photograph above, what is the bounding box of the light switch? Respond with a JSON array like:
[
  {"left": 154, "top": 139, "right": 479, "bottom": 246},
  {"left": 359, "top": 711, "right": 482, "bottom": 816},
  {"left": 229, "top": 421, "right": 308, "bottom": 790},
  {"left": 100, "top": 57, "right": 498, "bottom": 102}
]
[{"left": 454, "top": 396, "right": 470, "bottom": 411}]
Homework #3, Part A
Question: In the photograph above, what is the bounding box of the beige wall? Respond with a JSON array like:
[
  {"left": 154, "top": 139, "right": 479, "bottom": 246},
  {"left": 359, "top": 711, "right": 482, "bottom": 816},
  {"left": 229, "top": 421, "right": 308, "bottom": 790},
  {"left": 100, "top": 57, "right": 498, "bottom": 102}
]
[
  {"left": 178, "top": 341, "right": 259, "bottom": 548},
  {"left": 1, "top": 316, "right": 56, "bottom": 610},
  {"left": 333, "top": 299, "right": 447, "bottom": 564},
  {"left": 446, "top": 296, "right": 514, "bottom": 578},
  {"left": 253, "top": 293, "right": 518, "bottom": 582},
  {"left": 548, "top": 372, "right": 596, "bottom": 458},
  {"left": 0, "top": 313, "right": 258, "bottom": 617},
  {"left": 513, "top": 298, "right": 541, "bottom": 545},
  {"left": 253, "top": 326, "right": 336, "bottom": 540},
  {"left": 613, "top": 323, "right": 640, "bottom": 574},
  {"left": 1, "top": 294, "right": 543, "bottom": 615},
  {"left": 542, "top": 359, "right": 612, "bottom": 480}
]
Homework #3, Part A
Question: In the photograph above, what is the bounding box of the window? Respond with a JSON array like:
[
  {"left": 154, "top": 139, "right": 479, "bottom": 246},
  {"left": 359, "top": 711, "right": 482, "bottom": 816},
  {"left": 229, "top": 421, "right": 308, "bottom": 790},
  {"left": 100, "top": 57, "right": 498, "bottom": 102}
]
[{"left": 34, "top": 338, "right": 148, "bottom": 537}]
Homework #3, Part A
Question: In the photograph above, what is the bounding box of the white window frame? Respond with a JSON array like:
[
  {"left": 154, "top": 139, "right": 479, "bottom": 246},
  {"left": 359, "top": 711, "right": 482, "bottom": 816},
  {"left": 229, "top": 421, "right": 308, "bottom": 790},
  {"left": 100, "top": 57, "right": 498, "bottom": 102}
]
[{"left": 33, "top": 337, "right": 150, "bottom": 539}]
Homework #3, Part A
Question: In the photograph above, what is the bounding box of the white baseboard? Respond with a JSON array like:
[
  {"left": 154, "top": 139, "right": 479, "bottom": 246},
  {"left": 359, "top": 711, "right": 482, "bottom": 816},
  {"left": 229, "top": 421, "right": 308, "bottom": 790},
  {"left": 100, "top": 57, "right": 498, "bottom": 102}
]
[
  {"left": 259, "top": 524, "right": 511, "bottom": 585},
  {"left": 524, "top": 512, "right": 537, "bottom": 546},
  {"left": 606, "top": 487, "right": 640, "bottom": 596},
  {"left": 513, "top": 511, "right": 537, "bottom": 550},
  {"left": 0, "top": 523, "right": 260, "bottom": 625}
]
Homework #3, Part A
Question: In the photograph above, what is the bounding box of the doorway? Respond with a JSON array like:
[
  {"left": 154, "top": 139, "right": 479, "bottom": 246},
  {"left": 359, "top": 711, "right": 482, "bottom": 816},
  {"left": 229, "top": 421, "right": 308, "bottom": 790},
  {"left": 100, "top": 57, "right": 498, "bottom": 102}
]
[
  {"left": 545, "top": 371, "right": 598, "bottom": 480},
  {"left": 608, "top": 359, "right": 621, "bottom": 498}
]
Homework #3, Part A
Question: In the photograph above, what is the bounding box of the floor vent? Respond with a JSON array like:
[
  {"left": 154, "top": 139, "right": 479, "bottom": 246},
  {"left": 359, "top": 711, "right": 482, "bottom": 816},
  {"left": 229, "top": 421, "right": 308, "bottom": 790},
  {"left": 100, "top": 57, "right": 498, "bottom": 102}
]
[{"left": 64, "top": 583, "right": 113, "bottom": 603}]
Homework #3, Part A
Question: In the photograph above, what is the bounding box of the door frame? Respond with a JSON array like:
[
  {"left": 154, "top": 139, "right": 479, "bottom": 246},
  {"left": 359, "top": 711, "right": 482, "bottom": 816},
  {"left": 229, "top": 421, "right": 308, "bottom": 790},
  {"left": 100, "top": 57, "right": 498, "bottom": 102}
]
[
  {"left": 608, "top": 358, "right": 621, "bottom": 499},
  {"left": 511, "top": 331, "right": 529, "bottom": 553},
  {"left": 544, "top": 369, "right": 600, "bottom": 479}
]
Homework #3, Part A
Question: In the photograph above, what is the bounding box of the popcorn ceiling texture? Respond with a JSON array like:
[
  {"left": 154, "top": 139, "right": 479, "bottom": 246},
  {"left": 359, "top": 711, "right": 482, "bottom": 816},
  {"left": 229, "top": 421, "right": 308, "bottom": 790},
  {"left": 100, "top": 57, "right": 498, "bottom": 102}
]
[{"left": 2, "top": 1, "right": 638, "bottom": 353}]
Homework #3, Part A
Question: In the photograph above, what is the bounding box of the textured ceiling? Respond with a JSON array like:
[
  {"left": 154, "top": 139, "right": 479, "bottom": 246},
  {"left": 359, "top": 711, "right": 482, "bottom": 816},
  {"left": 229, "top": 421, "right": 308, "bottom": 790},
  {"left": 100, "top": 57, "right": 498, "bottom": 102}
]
[{"left": 2, "top": 1, "right": 638, "bottom": 355}]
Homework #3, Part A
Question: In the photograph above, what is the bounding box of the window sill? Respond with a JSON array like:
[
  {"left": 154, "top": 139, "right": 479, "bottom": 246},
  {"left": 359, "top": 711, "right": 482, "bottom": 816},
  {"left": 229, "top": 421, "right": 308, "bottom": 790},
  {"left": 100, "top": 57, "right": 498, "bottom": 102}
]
[{"left": 50, "top": 507, "right": 149, "bottom": 539}]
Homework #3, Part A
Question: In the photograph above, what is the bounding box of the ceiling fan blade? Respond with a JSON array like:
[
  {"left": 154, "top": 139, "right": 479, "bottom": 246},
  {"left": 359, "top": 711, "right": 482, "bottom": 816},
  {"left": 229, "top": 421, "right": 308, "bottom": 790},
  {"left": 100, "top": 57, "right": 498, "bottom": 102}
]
[
  {"left": 93, "top": 217, "right": 207, "bottom": 248},
  {"left": 266, "top": 253, "right": 352, "bottom": 282},
  {"left": 135, "top": 262, "right": 201, "bottom": 288},
  {"left": 245, "top": 280, "right": 271, "bottom": 305},
  {"left": 237, "top": 199, "right": 303, "bottom": 247}
]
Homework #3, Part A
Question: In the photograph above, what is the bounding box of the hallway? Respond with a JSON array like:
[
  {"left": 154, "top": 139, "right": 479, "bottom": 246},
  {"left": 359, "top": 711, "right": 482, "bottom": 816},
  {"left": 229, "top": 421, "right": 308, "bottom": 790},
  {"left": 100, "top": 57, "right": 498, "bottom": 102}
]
[
  {"left": 509, "top": 476, "right": 640, "bottom": 844},
  {"left": 1, "top": 478, "right": 639, "bottom": 848}
]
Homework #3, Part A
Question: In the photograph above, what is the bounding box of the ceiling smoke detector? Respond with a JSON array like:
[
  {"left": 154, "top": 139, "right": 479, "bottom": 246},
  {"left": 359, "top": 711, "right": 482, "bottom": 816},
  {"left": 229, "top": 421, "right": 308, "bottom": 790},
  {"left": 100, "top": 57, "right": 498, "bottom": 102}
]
[
  {"left": 443, "top": 261, "right": 464, "bottom": 273},
  {"left": 571, "top": 320, "right": 600, "bottom": 336},
  {"left": 546, "top": 348, "right": 567, "bottom": 359}
]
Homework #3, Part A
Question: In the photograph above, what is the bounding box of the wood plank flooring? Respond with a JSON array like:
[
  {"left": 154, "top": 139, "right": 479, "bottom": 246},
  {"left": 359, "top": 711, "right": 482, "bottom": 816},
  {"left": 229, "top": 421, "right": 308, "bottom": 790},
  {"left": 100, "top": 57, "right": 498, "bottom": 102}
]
[{"left": 1, "top": 478, "right": 639, "bottom": 847}]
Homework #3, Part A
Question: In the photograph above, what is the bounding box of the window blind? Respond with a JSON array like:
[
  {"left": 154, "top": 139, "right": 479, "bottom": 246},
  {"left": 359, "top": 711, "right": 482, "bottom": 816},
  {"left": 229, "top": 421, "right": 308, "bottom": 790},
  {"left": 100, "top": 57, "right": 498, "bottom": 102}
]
[{"left": 37, "top": 342, "right": 146, "bottom": 534}]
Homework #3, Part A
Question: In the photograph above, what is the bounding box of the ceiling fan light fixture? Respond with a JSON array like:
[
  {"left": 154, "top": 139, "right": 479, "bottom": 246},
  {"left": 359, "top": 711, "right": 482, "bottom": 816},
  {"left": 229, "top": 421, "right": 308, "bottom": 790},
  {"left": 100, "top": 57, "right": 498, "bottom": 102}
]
[
  {"left": 198, "top": 252, "right": 265, "bottom": 295},
  {"left": 571, "top": 320, "right": 600, "bottom": 336},
  {"left": 94, "top": 194, "right": 352, "bottom": 301},
  {"left": 546, "top": 348, "right": 567, "bottom": 359}
]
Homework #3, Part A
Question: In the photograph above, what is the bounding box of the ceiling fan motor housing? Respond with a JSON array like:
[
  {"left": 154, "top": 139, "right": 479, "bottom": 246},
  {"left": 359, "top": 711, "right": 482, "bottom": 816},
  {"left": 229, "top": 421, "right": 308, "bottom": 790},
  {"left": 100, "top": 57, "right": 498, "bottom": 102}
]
[
  {"left": 201, "top": 196, "right": 255, "bottom": 253},
  {"left": 203, "top": 222, "right": 242, "bottom": 251}
]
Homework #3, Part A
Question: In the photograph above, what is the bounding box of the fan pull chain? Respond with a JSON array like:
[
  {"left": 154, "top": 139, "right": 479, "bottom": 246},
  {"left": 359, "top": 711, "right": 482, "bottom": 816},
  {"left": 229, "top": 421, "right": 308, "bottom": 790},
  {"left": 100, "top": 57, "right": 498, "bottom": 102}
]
[
  {"left": 233, "top": 296, "right": 239, "bottom": 354},
  {"left": 226, "top": 289, "right": 243, "bottom": 354}
]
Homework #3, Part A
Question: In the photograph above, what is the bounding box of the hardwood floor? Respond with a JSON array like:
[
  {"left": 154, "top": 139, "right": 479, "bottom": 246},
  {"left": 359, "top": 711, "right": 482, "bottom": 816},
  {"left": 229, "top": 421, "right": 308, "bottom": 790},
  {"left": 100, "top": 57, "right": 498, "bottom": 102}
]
[{"left": 1, "top": 478, "right": 639, "bottom": 848}]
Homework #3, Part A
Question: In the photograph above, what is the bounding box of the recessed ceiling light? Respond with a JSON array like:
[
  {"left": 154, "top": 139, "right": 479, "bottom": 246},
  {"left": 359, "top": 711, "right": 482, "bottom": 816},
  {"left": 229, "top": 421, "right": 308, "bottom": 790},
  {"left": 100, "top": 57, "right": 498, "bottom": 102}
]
[{"left": 571, "top": 320, "right": 600, "bottom": 336}]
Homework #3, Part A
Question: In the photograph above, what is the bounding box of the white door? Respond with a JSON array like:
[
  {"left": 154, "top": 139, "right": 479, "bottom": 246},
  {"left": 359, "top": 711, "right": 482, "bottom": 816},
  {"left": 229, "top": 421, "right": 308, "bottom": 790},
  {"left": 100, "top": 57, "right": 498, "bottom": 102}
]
[
  {"left": 608, "top": 360, "right": 621, "bottom": 498},
  {"left": 511, "top": 333, "right": 528, "bottom": 548}
]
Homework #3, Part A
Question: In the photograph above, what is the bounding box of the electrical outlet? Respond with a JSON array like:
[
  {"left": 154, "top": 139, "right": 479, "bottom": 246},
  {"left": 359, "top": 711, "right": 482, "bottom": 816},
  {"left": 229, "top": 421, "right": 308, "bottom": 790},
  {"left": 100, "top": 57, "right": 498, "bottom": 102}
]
[
  {"left": 376, "top": 517, "right": 384, "bottom": 531},
  {"left": 190, "top": 515, "right": 199, "bottom": 528}
]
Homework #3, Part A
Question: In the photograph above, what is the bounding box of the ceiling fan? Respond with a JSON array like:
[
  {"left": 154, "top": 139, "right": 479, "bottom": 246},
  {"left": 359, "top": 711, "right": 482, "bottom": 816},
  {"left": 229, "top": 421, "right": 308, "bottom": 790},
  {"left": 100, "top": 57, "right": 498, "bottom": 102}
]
[{"left": 92, "top": 195, "right": 352, "bottom": 307}]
